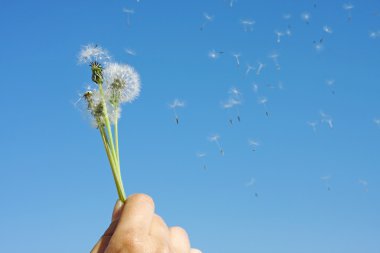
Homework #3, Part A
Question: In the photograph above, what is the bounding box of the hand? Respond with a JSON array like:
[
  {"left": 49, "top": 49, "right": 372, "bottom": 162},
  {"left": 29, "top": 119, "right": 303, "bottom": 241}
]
[{"left": 91, "top": 193, "right": 202, "bottom": 253}]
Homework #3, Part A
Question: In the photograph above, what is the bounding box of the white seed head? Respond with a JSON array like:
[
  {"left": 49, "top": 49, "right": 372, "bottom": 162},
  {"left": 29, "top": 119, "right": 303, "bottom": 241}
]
[
  {"left": 103, "top": 62, "right": 141, "bottom": 104},
  {"left": 78, "top": 44, "right": 111, "bottom": 64}
]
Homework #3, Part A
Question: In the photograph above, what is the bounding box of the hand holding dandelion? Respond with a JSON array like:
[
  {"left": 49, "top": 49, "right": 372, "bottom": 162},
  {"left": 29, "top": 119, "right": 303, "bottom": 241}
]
[{"left": 79, "top": 44, "right": 140, "bottom": 202}]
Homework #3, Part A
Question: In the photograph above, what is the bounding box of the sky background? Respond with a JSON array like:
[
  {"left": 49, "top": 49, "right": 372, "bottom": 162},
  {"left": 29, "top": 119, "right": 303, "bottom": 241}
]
[{"left": 0, "top": 0, "right": 380, "bottom": 252}]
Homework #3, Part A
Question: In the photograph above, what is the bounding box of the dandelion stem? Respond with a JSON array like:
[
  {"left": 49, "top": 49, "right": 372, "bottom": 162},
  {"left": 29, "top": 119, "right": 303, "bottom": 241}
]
[
  {"left": 114, "top": 112, "right": 120, "bottom": 164},
  {"left": 99, "top": 127, "right": 126, "bottom": 202},
  {"left": 98, "top": 84, "right": 118, "bottom": 164}
]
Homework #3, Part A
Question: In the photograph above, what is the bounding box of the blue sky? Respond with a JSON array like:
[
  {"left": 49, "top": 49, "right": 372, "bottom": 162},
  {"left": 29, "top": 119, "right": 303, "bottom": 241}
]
[{"left": 0, "top": 0, "right": 380, "bottom": 252}]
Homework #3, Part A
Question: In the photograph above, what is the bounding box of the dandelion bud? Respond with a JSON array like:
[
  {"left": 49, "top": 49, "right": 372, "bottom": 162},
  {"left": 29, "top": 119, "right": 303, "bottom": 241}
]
[{"left": 91, "top": 61, "right": 103, "bottom": 85}]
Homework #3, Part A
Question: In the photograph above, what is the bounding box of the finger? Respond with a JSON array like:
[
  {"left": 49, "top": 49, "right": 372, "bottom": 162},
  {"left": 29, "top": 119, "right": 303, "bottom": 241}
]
[
  {"left": 90, "top": 235, "right": 112, "bottom": 253},
  {"left": 149, "top": 214, "right": 170, "bottom": 242},
  {"left": 190, "top": 249, "right": 202, "bottom": 253},
  {"left": 112, "top": 200, "right": 124, "bottom": 222},
  {"left": 114, "top": 193, "right": 155, "bottom": 235},
  {"left": 169, "top": 226, "right": 191, "bottom": 253}
]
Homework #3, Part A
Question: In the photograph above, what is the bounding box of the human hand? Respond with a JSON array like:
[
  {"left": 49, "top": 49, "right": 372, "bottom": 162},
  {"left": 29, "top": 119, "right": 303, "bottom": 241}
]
[{"left": 91, "top": 194, "right": 202, "bottom": 253}]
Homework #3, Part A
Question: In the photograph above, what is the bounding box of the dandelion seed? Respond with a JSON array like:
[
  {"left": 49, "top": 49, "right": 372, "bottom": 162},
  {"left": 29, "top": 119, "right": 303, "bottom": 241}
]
[
  {"left": 240, "top": 19, "right": 255, "bottom": 32},
  {"left": 169, "top": 99, "right": 185, "bottom": 125},
  {"left": 256, "top": 62, "right": 265, "bottom": 75},
  {"left": 358, "top": 179, "right": 369, "bottom": 192},
  {"left": 246, "top": 64, "right": 254, "bottom": 75},
  {"left": 326, "top": 79, "right": 336, "bottom": 95},
  {"left": 268, "top": 52, "right": 280, "bottom": 70},
  {"left": 374, "top": 118, "right": 380, "bottom": 127},
  {"left": 321, "top": 175, "right": 332, "bottom": 191},
  {"left": 123, "top": 8, "right": 135, "bottom": 26},
  {"left": 196, "top": 152, "right": 207, "bottom": 170},
  {"left": 258, "top": 97, "right": 269, "bottom": 116},
  {"left": 283, "top": 13, "right": 292, "bottom": 20},
  {"left": 274, "top": 30, "right": 285, "bottom": 43},
  {"left": 369, "top": 30, "right": 380, "bottom": 38},
  {"left": 208, "top": 49, "right": 223, "bottom": 59},
  {"left": 227, "top": 0, "right": 236, "bottom": 8},
  {"left": 248, "top": 139, "right": 260, "bottom": 151},
  {"left": 245, "top": 177, "right": 255, "bottom": 187},
  {"left": 222, "top": 97, "right": 241, "bottom": 124},
  {"left": 278, "top": 81, "right": 284, "bottom": 90},
  {"left": 252, "top": 82, "right": 259, "bottom": 93},
  {"left": 313, "top": 39, "right": 324, "bottom": 52},
  {"left": 301, "top": 12, "right": 311, "bottom": 24},
  {"left": 323, "top": 25, "right": 333, "bottom": 34},
  {"left": 320, "top": 111, "right": 333, "bottom": 129},
  {"left": 200, "top": 12, "right": 214, "bottom": 31},
  {"left": 232, "top": 53, "right": 241, "bottom": 67},
  {"left": 103, "top": 62, "right": 141, "bottom": 106},
  {"left": 78, "top": 44, "right": 110, "bottom": 64},
  {"left": 209, "top": 134, "right": 224, "bottom": 155},
  {"left": 125, "top": 48, "right": 137, "bottom": 56},
  {"left": 343, "top": 3, "right": 354, "bottom": 21},
  {"left": 307, "top": 121, "right": 318, "bottom": 132}
]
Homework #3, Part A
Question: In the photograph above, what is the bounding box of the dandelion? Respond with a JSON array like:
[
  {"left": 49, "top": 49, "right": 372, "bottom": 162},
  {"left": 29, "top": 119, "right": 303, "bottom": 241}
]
[
  {"left": 196, "top": 152, "right": 207, "bottom": 170},
  {"left": 258, "top": 97, "right": 269, "bottom": 116},
  {"left": 77, "top": 45, "right": 141, "bottom": 202},
  {"left": 169, "top": 99, "right": 185, "bottom": 124},
  {"left": 301, "top": 12, "right": 311, "bottom": 24},
  {"left": 343, "top": 3, "right": 354, "bottom": 21},
  {"left": 208, "top": 49, "right": 223, "bottom": 59},
  {"left": 323, "top": 25, "right": 333, "bottom": 34},
  {"left": 123, "top": 8, "right": 134, "bottom": 26},
  {"left": 248, "top": 139, "right": 260, "bottom": 151},
  {"left": 200, "top": 12, "right": 214, "bottom": 31},
  {"left": 209, "top": 134, "right": 224, "bottom": 155},
  {"left": 268, "top": 52, "right": 280, "bottom": 70},
  {"left": 240, "top": 19, "right": 255, "bottom": 32},
  {"left": 78, "top": 44, "right": 110, "bottom": 64},
  {"left": 321, "top": 175, "right": 332, "bottom": 191}
]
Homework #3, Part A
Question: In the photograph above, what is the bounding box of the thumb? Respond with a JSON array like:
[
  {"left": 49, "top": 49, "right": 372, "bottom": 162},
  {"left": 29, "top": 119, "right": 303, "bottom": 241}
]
[{"left": 112, "top": 199, "right": 124, "bottom": 222}]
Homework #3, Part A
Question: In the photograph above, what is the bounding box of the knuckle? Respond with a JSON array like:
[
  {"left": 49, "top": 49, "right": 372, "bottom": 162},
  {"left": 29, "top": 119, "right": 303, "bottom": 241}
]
[{"left": 119, "top": 232, "right": 146, "bottom": 251}]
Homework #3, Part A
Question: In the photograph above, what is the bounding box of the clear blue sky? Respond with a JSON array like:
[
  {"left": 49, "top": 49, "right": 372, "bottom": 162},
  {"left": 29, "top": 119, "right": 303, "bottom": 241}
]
[{"left": 1, "top": 0, "right": 380, "bottom": 252}]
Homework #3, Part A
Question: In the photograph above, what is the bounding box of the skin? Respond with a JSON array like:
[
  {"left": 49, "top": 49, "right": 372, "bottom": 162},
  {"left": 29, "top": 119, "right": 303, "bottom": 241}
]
[{"left": 91, "top": 193, "right": 202, "bottom": 253}]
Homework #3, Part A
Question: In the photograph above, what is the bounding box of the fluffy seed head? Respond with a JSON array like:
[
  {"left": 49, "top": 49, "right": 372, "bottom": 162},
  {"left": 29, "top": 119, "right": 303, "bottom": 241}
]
[
  {"left": 79, "top": 44, "right": 110, "bottom": 64},
  {"left": 103, "top": 62, "right": 141, "bottom": 104}
]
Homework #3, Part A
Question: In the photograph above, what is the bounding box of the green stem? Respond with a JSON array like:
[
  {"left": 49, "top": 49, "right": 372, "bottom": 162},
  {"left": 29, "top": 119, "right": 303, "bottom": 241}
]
[
  {"left": 99, "top": 127, "right": 126, "bottom": 202},
  {"left": 98, "top": 84, "right": 118, "bottom": 165},
  {"left": 114, "top": 112, "right": 120, "bottom": 164}
]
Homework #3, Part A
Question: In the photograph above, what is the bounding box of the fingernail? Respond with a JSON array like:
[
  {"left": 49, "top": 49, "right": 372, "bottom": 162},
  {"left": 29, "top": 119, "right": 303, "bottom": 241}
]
[{"left": 112, "top": 200, "right": 123, "bottom": 221}]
